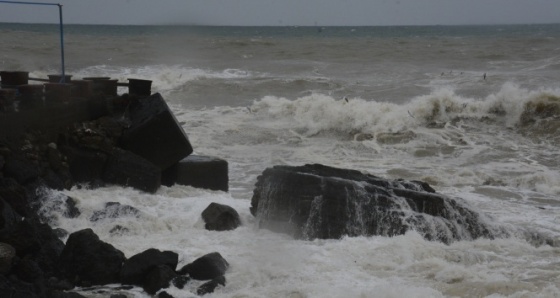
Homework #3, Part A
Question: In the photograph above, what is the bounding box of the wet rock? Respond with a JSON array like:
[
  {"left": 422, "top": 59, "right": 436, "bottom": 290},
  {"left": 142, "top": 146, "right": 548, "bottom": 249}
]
[
  {"left": 142, "top": 264, "right": 178, "bottom": 295},
  {"left": 0, "top": 242, "right": 15, "bottom": 274},
  {"left": 156, "top": 291, "right": 175, "bottom": 298},
  {"left": 251, "top": 164, "right": 503, "bottom": 243},
  {"left": 197, "top": 275, "right": 226, "bottom": 295},
  {"left": 62, "top": 146, "right": 108, "bottom": 185},
  {"left": 171, "top": 275, "right": 190, "bottom": 289},
  {"left": 0, "top": 275, "right": 40, "bottom": 298},
  {"left": 201, "top": 202, "right": 241, "bottom": 231},
  {"left": 103, "top": 149, "right": 161, "bottom": 193},
  {"left": 49, "top": 291, "right": 87, "bottom": 298},
  {"left": 177, "top": 252, "right": 229, "bottom": 281},
  {"left": 120, "top": 248, "right": 178, "bottom": 285},
  {"left": 3, "top": 156, "right": 40, "bottom": 185},
  {"left": 47, "top": 276, "right": 74, "bottom": 291},
  {"left": 53, "top": 228, "right": 68, "bottom": 239},
  {"left": 59, "top": 228, "right": 125, "bottom": 286},
  {"left": 0, "top": 179, "right": 28, "bottom": 221},
  {"left": 64, "top": 197, "right": 81, "bottom": 219},
  {"left": 14, "top": 256, "right": 43, "bottom": 282},
  {"left": 162, "top": 155, "right": 228, "bottom": 191},
  {"left": 41, "top": 168, "right": 67, "bottom": 191},
  {"left": 0, "top": 218, "right": 64, "bottom": 276},
  {"left": 120, "top": 93, "right": 193, "bottom": 170},
  {"left": 90, "top": 202, "right": 140, "bottom": 222},
  {"left": 0, "top": 199, "right": 21, "bottom": 231}
]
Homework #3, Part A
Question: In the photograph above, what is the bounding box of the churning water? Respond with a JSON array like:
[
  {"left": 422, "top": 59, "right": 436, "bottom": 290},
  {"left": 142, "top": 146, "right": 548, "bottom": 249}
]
[{"left": 2, "top": 24, "right": 560, "bottom": 297}]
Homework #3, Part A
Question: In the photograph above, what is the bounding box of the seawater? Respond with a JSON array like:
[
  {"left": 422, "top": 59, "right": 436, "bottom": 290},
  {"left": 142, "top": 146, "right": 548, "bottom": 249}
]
[{"left": 2, "top": 23, "right": 560, "bottom": 297}]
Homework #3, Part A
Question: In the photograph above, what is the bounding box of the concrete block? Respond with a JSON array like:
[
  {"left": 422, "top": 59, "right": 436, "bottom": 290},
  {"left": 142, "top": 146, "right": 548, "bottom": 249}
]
[
  {"left": 103, "top": 149, "right": 161, "bottom": 193},
  {"left": 162, "top": 155, "right": 228, "bottom": 192},
  {"left": 120, "top": 93, "right": 193, "bottom": 170}
]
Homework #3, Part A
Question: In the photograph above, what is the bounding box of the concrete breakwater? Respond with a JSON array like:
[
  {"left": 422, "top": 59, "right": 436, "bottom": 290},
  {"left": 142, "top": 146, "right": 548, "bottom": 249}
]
[
  {"left": 0, "top": 70, "right": 232, "bottom": 297},
  {"left": 0, "top": 71, "right": 151, "bottom": 138}
]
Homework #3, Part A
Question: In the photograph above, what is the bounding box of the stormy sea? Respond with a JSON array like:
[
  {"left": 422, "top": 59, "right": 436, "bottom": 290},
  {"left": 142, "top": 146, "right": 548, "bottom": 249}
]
[{"left": 1, "top": 23, "right": 560, "bottom": 297}]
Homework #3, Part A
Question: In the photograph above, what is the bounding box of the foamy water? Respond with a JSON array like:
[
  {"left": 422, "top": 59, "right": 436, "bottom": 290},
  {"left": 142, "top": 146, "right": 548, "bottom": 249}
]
[{"left": 4, "top": 24, "right": 560, "bottom": 297}]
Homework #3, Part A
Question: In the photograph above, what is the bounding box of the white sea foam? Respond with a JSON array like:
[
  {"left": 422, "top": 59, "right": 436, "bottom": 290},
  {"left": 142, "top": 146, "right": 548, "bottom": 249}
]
[
  {"left": 43, "top": 184, "right": 560, "bottom": 298},
  {"left": 17, "top": 25, "right": 560, "bottom": 297},
  {"left": 165, "top": 83, "right": 560, "bottom": 197}
]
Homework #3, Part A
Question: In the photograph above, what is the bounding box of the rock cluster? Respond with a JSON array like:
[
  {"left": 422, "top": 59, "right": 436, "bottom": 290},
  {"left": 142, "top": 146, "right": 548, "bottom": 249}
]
[
  {"left": 0, "top": 92, "right": 236, "bottom": 297},
  {"left": 251, "top": 164, "right": 508, "bottom": 243}
]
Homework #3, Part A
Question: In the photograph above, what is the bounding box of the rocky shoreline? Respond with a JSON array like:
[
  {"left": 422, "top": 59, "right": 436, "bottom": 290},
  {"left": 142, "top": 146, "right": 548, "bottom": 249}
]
[
  {"left": 0, "top": 80, "right": 236, "bottom": 297},
  {"left": 2, "top": 74, "right": 556, "bottom": 297}
]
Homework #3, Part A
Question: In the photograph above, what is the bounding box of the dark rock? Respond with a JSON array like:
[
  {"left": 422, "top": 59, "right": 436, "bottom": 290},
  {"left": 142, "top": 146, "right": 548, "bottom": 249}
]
[
  {"left": 0, "top": 198, "right": 22, "bottom": 231},
  {"left": 162, "top": 155, "right": 228, "bottom": 192},
  {"left": 46, "top": 144, "right": 64, "bottom": 172},
  {"left": 96, "top": 116, "right": 128, "bottom": 140},
  {"left": 63, "top": 146, "right": 108, "bottom": 184},
  {"left": 110, "top": 294, "right": 128, "bottom": 298},
  {"left": 14, "top": 256, "right": 43, "bottom": 282},
  {"left": 0, "top": 275, "right": 40, "bottom": 298},
  {"left": 120, "top": 93, "right": 193, "bottom": 170},
  {"left": 41, "top": 169, "right": 66, "bottom": 191},
  {"left": 142, "top": 264, "right": 177, "bottom": 295},
  {"left": 197, "top": 275, "right": 226, "bottom": 295},
  {"left": 156, "top": 291, "right": 175, "bottom": 298},
  {"left": 201, "top": 202, "right": 241, "bottom": 231},
  {"left": 59, "top": 228, "right": 125, "bottom": 286},
  {"left": 64, "top": 197, "right": 81, "bottom": 219},
  {"left": 22, "top": 179, "right": 56, "bottom": 212},
  {"left": 103, "top": 149, "right": 161, "bottom": 193},
  {"left": 49, "top": 290, "right": 87, "bottom": 298},
  {"left": 3, "top": 156, "right": 40, "bottom": 185},
  {"left": 171, "top": 275, "right": 190, "bottom": 289},
  {"left": 0, "top": 218, "right": 64, "bottom": 276},
  {"left": 0, "top": 177, "right": 29, "bottom": 216},
  {"left": 90, "top": 202, "right": 140, "bottom": 222},
  {"left": 47, "top": 276, "right": 74, "bottom": 291},
  {"left": 251, "top": 164, "right": 504, "bottom": 243},
  {"left": 53, "top": 228, "right": 68, "bottom": 239},
  {"left": 0, "top": 242, "right": 16, "bottom": 274},
  {"left": 177, "top": 252, "right": 229, "bottom": 281},
  {"left": 120, "top": 248, "right": 178, "bottom": 285},
  {"left": 61, "top": 119, "right": 119, "bottom": 153}
]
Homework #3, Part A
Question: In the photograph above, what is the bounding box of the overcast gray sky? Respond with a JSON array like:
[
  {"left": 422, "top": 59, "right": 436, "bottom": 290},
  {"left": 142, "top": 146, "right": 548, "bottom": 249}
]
[{"left": 0, "top": 0, "right": 559, "bottom": 26}]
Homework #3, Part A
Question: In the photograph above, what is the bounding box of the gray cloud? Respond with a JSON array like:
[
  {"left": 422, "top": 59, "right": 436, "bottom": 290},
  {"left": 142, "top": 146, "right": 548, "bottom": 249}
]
[{"left": 0, "top": 0, "right": 559, "bottom": 26}]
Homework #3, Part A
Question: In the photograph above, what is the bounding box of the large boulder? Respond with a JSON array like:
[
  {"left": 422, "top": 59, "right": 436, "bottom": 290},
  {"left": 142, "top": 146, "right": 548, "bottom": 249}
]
[
  {"left": 3, "top": 156, "right": 40, "bottom": 185},
  {"left": 0, "top": 217, "right": 64, "bottom": 277},
  {"left": 59, "top": 228, "right": 125, "bottom": 286},
  {"left": 0, "top": 275, "right": 40, "bottom": 298},
  {"left": 142, "top": 264, "right": 178, "bottom": 295},
  {"left": 251, "top": 164, "right": 505, "bottom": 243},
  {"left": 0, "top": 198, "right": 22, "bottom": 231},
  {"left": 162, "top": 155, "right": 228, "bottom": 191},
  {"left": 119, "top": 93, "right": 193, "bottom": 170},
  {"left": 63, "top": 146, "right": 108, "bottom": 184},
  {"left": 177, "top": 252, "right": 229, "bottom": 281},
  {"left": 0, "top": 178, "right": 29, "bottom": 217},
  {"left": 197, "top": 275, "right": 226, "bottom": 295},
  {"left": 103, "top": 149, "right": 161, "bottom": 193},
  {"left": 201, "top": 202, "right": 241, "bottom": 231},
  {"left": 120, "top": 248, "right": 178, "bottom": 285}
]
